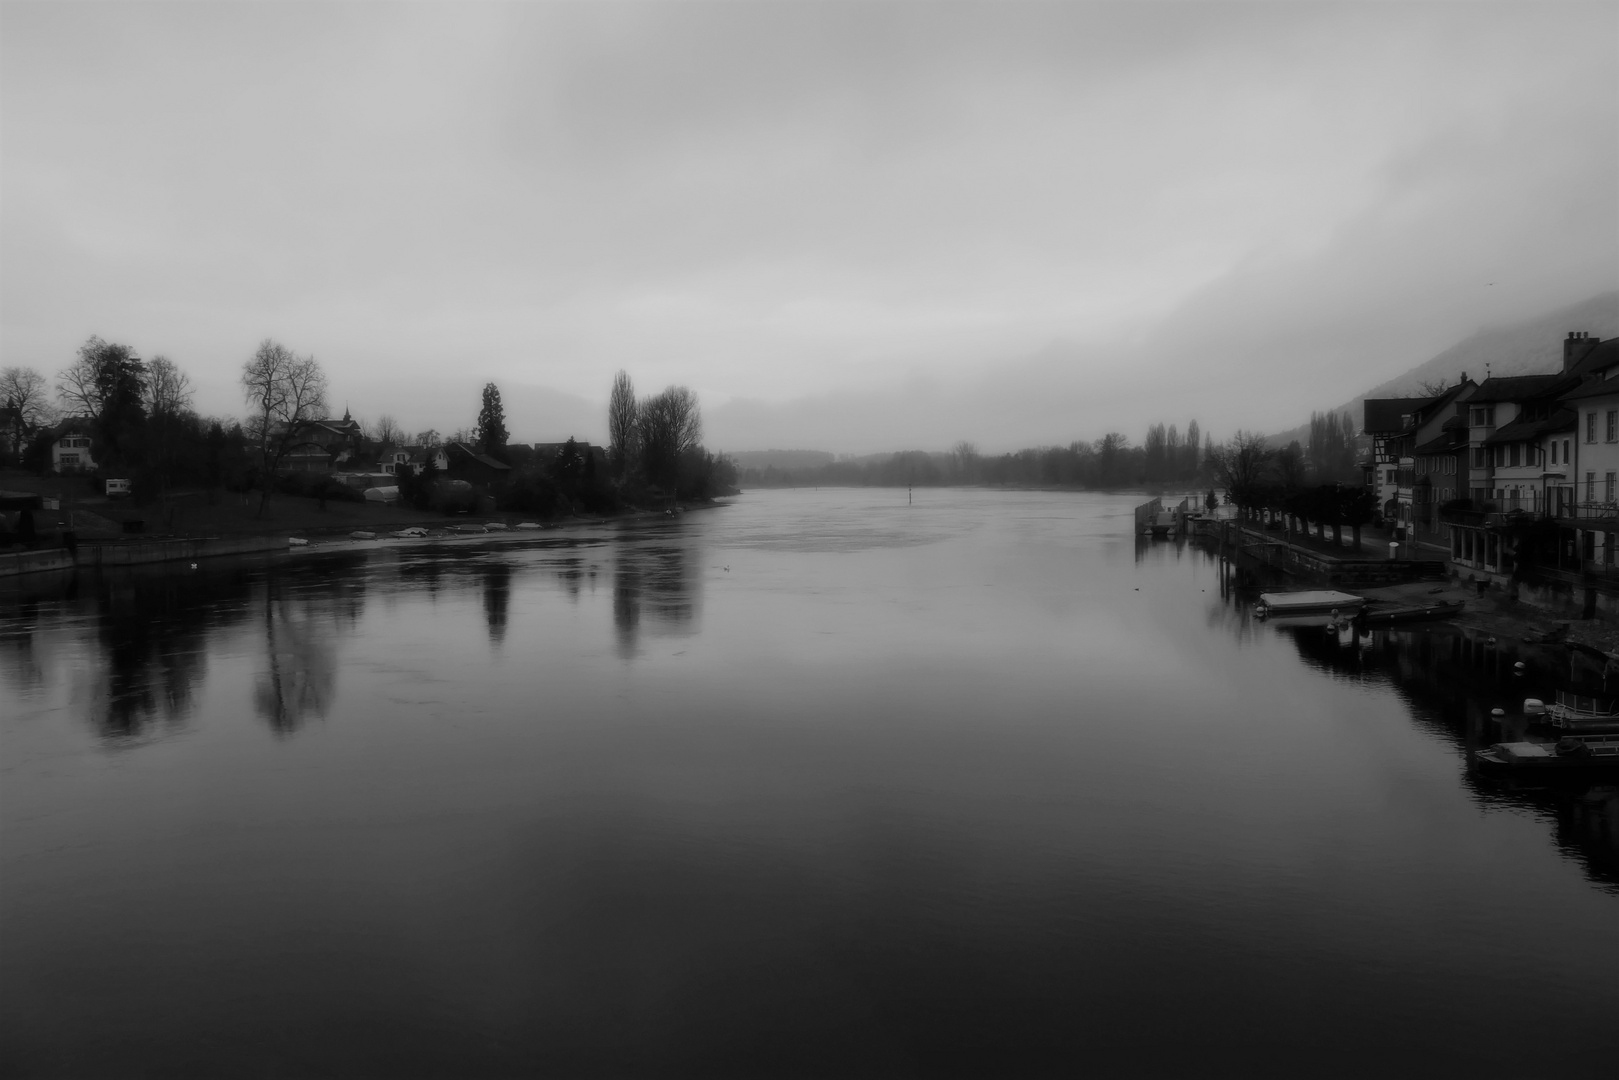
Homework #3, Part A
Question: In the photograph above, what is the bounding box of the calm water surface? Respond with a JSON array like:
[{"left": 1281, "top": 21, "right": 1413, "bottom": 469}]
[{"left": 3, "top": 489, "right": 1617, "bottom": 1077}]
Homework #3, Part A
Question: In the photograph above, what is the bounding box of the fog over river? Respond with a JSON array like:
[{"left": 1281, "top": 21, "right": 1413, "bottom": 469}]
[{"left": 3, "top": 489, "right": 1616, "bottom": 1077}]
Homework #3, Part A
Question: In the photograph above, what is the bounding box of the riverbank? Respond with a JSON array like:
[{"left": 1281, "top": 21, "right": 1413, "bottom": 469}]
[
  {"left": 1199, "top": 514, "right": 1619, "bottom": 658},
  {"left": 1357, "top": 577, "right": 1619, "bottom": 656},
  {"left": 1, "top": 470, "right": 731, "bottom": 543}
]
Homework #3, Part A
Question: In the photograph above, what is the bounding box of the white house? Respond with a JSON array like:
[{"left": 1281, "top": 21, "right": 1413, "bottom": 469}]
[{"left": 50, "top": 422, "right": 95, "bottom": 473}]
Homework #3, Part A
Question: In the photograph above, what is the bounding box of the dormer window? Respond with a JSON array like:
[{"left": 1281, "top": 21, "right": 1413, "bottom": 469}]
[{"left": 1470, "top": 405, "right": 1495, "bottom": 427}]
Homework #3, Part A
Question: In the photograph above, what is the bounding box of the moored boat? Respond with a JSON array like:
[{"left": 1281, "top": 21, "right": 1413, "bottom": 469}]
[
  {"left": 1255, "top": 590, "right": 1366, "bottom": 618},
  {"left": 1523, "top": 691, "right": 1619, "bottom": 732},
  {"left": 1360, "top": 600, "right": 1464, "bottom": 625},
  {"left": 1475, "top": 734, "right": 1619, "bottom": 771}
]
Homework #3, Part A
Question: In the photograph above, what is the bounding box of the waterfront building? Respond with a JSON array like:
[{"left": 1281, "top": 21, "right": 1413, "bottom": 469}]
[
  {"left": 48, "top": 419, "right": 96, "bottom": 473},
  {"left": 1433, "top": 332, "right": 1619, "bottom": 592},
  {"left": 1363, "top": 381, "right": 1474, "bottom": 542},
  {"left": 1551, "top": 335, "right": 1619, "bottom": 572},
  {"left": 1402, "top": 382, "right": 1476, "bottom": 552},
  {"left": 1362, "top": 396, "right": 1432, "bottom": 524}
]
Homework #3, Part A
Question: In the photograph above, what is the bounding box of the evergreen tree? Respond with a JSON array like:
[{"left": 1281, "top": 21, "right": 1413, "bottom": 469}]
[{"left": 476, "top": 382, "right": 508, "bottom": 460}]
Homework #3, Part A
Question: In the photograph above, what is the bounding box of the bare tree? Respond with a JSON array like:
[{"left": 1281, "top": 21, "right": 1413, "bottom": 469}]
[
  {"left": 1207, "top": 431, "right": 1275, "bottom": 522},
  {"left": 608, "top": 370, "right": 637, "bottom": 480},
  {"left": 414, "top": 428, "right": 441, "bottom": 448},
  {"left": 1418, "top": 377, "right": 1447, "bottom": 396},
  {"left": 241, "top": 339, "right": 328, "bottom": 517},
  {"left": 144, "top": 356, "right": 194, "bottom": 417},
  {"left": 56, "top": 335, "right": 143, "bottom": 418},
  {"left": 636, "top": 385, "right": 702, "bottom": 492},
  {"left": 374, "top": 414, "right": 403, "bottom": 447},
  {"left": 1, "top": 365, "right": 54, "bottom": 435},
  {"left": 950, "top": 440, "right": 980, "bottom": 484},
  {"left": 56, "top": 337, "right": 147, "bottom": 468}
]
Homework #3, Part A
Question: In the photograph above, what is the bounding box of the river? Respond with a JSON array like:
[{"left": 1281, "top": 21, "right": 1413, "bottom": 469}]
[{"left": 3, "top": 488, "right": 1616, "bottom": 1077}]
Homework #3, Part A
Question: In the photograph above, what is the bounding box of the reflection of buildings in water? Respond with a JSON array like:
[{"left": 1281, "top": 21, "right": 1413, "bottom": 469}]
[
  {"left": 1283, "top": 620, "right": 1619, "bottom": 890},
  {"left": 611, "top": 526, "right": 702, "bottom": 658},
  {"left": 482, "top": 561, "right": 512, "bottom": 644},
  {"left": 254, "top": 574, "right": 343, "bottom": 736}
]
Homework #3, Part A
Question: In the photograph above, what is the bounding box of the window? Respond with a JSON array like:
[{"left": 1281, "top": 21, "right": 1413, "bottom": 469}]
[
  {"left": 1551, "top": 442, "right": 1559, "bottom": 466},
  {"left": 1565, "top": 439, "right": 1572, "bottom": 463},
  {"left": 1471, "top": 405, "right": 1495, "bottom": 427},
  {"left": 1510, "top": 444, "right": 1521, "bottom": 468},
  {"left": 1588, "top": 472, "right": 1596, "bottom": 501},
  {"left": 1607, "top": 472, "right": 1615, "bottom": 502},
  {"left": 1609, "top": 411, "right": 1617, "bottom": 442},
  {"left": 1472, "top": 447, "right": 1487, "bottom": 469},
  {"left": 58, "top": 453, "right": 78, "bottom": 465},
  {"left": 1588, "top": 413, "right": 1598, "bottom": 443}
]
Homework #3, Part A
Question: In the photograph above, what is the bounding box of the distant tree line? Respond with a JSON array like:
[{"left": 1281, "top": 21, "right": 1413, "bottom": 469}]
[{"left": 735, "top": 420, "right": 1212, "bottom": 490}]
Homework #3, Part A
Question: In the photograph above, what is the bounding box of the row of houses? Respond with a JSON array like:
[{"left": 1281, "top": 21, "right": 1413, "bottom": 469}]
[{"left": 1365, "top": 330, "right": 1619, "bottom": 585}]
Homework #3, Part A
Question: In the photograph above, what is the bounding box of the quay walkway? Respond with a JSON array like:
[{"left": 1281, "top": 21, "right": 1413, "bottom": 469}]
[{"left": 1192, "top": 516, "right": 1446, "bottom": 587}]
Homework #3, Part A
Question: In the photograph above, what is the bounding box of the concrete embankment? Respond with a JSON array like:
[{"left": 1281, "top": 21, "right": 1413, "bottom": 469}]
[
  {"left": 1193, "top": 517, "right": 1446, "bottom": 587},
  {"left": 1, "top": 534, "right": 289, "bottom": 577}
]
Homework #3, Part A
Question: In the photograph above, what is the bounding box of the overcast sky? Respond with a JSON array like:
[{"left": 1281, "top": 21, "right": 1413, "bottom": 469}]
[{"left": 2, "top": 1, "right": 1615, "bottom": 451}]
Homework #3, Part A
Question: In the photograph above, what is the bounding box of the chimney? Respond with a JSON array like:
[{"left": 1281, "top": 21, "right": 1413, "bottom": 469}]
[{"left": 1566, "top": 330, "right": 1601, "bottom": 371}]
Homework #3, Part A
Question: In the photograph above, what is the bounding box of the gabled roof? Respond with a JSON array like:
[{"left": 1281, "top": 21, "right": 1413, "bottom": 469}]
[
  {"left": 1466, "top": 373, "right": 1576, "bottom": 404},
  {"left": 1484, "top": 407, "right": 1578, "bottom": 444},
  {"left": 445, "top": 442, "right": 510, "bottom": 470},
  {"left": 1363, "top": 397, "right": 1431, "bottom": 434},
  {"left": 1560, "top": 371, "right": 1619, "bottom": 402},
  {"left": 1413, "top": 429, "right": 1467, "bottom": 456},
  {"left": 1565, "top": 337, "right": 1619, "bottom": 380}
]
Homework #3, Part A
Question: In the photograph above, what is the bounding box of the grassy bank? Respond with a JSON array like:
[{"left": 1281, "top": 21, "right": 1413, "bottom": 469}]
[{"left": 1, "top": 469, "right": 725, "bottom": 542}]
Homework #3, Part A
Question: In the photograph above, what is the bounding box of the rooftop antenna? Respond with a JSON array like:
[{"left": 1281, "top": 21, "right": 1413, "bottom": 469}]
[{"left": 1485, "top": 363, "right": 1491, "bottom": 380}]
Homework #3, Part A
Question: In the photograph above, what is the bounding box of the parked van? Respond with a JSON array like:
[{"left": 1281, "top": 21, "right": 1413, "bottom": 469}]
[{"left": 104, "top": 478, "right": 131, "bottom": 498}]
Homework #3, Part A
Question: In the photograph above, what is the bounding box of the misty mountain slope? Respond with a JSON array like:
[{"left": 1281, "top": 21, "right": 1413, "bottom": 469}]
[{"left": 1269, "top": 290, "right": 1619, "bottom": 445}]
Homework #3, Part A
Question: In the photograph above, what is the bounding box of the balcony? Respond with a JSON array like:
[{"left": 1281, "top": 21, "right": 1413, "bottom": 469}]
[{"left": 1563, "top": 502, "right": 1619, "bottom": 524}]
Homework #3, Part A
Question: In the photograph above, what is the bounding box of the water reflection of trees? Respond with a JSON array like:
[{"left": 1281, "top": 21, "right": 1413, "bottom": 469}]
[
  {"left": 0, "top": 562, "right": 263, "bottom": 744},
  {"left": 89, "top": 563, "right": 258, "bottom": 742},
  {"left": 1277, "top": 618, "right": 1619, "bottom": 891},
  {"left": 612, "top": 523, "right": 703, "bottom": 659},
  {"left": 482, "top": 561, "right": 512, "bottom": 645},
  {"left": 253, "top": 557, "right": 366, "bottom": 735}
]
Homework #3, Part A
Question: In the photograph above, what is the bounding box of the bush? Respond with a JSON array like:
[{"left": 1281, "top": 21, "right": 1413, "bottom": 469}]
[
  {"left": 427, "top": 478, "right": 478, "bottom": 514},
  {"left": 275, "top": 472, "right": 365, "bottom": 503},
  {"left": 497, "top": 473, "right": 560, "bottom": 516}
]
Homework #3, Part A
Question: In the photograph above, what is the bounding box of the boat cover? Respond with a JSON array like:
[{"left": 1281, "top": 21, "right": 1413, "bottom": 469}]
[{"left": 1258, "top": 590, "right": 1365, "bottom": 611}]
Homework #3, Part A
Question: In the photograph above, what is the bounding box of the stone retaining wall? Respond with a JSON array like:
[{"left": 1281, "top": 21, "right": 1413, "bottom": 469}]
[{"left": 2, "top": 535, "right": 289, "bottom": 577}]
